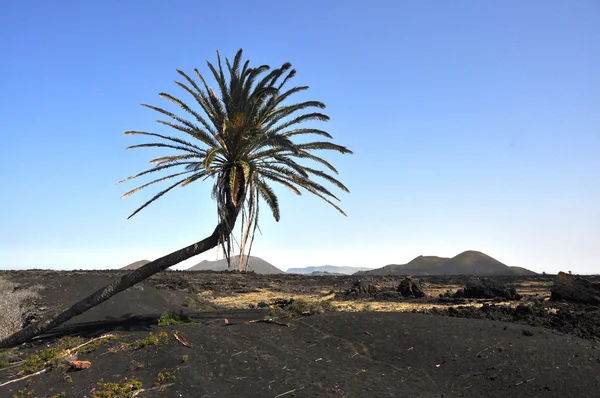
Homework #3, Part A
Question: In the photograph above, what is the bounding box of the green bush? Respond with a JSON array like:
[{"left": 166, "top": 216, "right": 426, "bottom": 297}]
[{"left": 158, "top": 311, "right": 197, "bottom": 326}]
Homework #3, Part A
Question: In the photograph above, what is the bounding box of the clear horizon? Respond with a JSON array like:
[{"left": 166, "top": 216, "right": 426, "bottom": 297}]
[{"left": 1, "top": 1, "right": 599, "bottom": 275}]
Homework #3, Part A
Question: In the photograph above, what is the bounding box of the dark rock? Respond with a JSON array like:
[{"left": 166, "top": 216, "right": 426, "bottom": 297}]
[
  {"left": 347, "top": 279, "right": 383, "bottom": 296},
  {"left": 397, "top": 277, "right": 426, "bottom": 298},
  {"left": 550, "top": 272, "right": 600, "bottom": 305},
  {"left": 460, "top": 278, "right": 521, "bottom": 300},
  {"left": 375, "top": 291, "right": 401, "bottom": 300},
  {"left": 273, "top": 298, "right": 294, "bottom": 307},
  {"left": 514, "top": 304, "right": 533, "bottom": 319}
]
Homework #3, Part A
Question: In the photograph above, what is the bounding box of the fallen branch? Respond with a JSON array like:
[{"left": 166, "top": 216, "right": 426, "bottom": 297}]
[
  {"left": 0, "top": 368, "right": 49, "bottom": 387},
  {"left": 66, "top": 334, "right": 116, "bottom": 355},
  {"left": 0, "top": 334, "right": 114, "bottom": 386},
  {"left": 224, "top": 318, "right": 291, "bottom": 327},
  {"left": 173, "top": 331, "right": 192, "bottom": 347},
  {"left": 132, "top": 382, "right": 175, "bottom": 397},
  {"left": 0, "top": 359, "right": 26, "bottom": 371},
  {"left": 475, "top": 346, "right": 491, "bottom": 358},
  {"left": 515, "top": 377, "right": 536, "bottom": 386},
  {"left": 274, "top": 389, "right": 296, "bottom": 398}
]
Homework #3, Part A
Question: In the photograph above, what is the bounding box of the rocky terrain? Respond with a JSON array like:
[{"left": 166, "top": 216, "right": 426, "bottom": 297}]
[{"left": 0, "top": 270, "right": 599, "bottom": 397}]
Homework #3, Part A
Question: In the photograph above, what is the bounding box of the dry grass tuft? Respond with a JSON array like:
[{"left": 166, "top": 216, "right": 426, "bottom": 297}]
[{"left": 0, "top": 277, "right": 43, "bottom": 340}]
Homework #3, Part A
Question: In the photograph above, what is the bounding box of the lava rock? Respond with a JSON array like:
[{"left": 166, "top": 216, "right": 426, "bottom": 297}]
[
  {"left": 550, "top": 272, "right": 600, "bottom": 305},
  {"left": 375, "top": 291, "right": 401, "bottom": 300},
  {"left": 397, "top": 277, "right": 426, "bottom": 298},
  {"left": 347, "top": 279, "right": 383, "bottom": 296},
  {"left": 455, "top": 278, "right": 521, "bottom": 301}
]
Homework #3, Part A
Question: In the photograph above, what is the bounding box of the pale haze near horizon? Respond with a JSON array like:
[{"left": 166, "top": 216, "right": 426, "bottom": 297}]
[{"left": 1, "top": 1, "right": 598, "bottom": 274}]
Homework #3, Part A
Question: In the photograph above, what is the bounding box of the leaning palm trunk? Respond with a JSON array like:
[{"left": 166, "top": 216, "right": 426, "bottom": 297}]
[{"left": 0, "top": 208, "right": 240, "bottom": 348}]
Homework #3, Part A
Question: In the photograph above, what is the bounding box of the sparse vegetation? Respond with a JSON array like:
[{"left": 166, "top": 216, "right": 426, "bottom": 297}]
[
  {"left": 158, "top": 311, "right": 197, "bottom": 327},
  {"left": 155, "top": 371, "right": 176, "bottom": 386},
  {"left": 11, "top": 334, "right": 117, "bottom": 375},
  {"left": 181, "top": 355, "right": 188, "bottom": 362},
  {"left": 285, "top": 299, "right": 338, "bottom": 317},
  {"left": 131, "top": 359, "right": 145, "bottom": 370},
  {"left": 91, "top": 377, "right": 143, "bottom": 398},
  {"left": 106, "top": 331, "right": 169, "bottom": 353},
  {"left": 20, "top": 346, "right": 63, "bottom": 374},
  {"left": 13, "top": 388, "right": 35, "bottom": 398},
  {"left": 132, "top": 332, "right": 169, "bottom": 349}
]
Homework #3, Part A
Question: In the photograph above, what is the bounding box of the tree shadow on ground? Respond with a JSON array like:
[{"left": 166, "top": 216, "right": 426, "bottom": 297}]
[
  {"left": 34, "top": 313, "right": 159, "bottom": 341},
  {"left": 31, "top": 309, "right": 270, "bottom": 343}
]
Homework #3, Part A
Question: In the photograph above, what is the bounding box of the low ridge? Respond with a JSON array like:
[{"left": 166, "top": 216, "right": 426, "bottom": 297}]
[{"left": 355, "top": 251, "right": 536, "bottom": 276}]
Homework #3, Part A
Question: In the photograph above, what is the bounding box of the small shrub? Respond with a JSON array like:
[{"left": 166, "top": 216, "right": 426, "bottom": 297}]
[
  {"left": 131, "top": 359, "right": 145, "bottom": 370},
  {"left": 106, "top": 332, "right": 169, "bottom": 353},
  {"left": 133, "top": 331, "right": 170, "bottom": 349},
  {"left": 16, "top": 334, "right": 117, "bottom": 375},
  {"left": 21, "top": 346, "right": 63, "bottom": 374},
  {"left": 155, "top": 371, "right": 176, "bottom": 386},
  {"left": 158, "top": 311, "right": 197, "bottom": 327},
  {"left": 13, "top": 388, "right": 35, "bottom": 398},
  {"left": 181, "top": 355, "right": 188, "bottom": 363},
  {"left": 91, "top": 377, "right": 142, "bottom": 398}
]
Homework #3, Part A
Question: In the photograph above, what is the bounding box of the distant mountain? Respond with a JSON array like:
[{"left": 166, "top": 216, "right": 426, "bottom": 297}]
[
  {"left": 287, "top": 265, "right": 373, "bottom": 275},
  {"left": 186, "top": 255, "right": 284, "bottom": 274},
  {"left": 308, "top": 271, "right": 346, "bottom": 276},
  {"left": 121, "top": 260, "right": 151, "bottom": 270},
  {"left": 355, "top": 251, "right": 536, "bottom": 276}
]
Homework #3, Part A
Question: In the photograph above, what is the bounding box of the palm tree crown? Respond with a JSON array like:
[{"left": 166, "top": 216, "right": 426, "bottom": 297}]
[{"left": 120, "top": 49, "right": 353, "bottom": 268}]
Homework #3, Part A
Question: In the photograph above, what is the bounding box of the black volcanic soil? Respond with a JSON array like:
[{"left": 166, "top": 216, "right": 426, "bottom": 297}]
[{"left": 1, "top": 270, "right": 599, "bottom": 397}]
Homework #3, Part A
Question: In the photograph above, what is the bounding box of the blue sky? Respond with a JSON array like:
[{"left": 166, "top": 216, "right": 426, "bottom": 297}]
[{"left": 1, "top": 1, "right": 598, "bottom": 274}]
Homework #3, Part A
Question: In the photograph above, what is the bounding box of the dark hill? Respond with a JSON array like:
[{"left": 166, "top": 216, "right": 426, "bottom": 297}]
[
  {"left": 355, "top": 256, "right": 448, "bottom": 276},
  {"left": 120, "top": 260, "right": 151, "bottom": 270},
  {"left": 186, "top": 255, "right": 284, "bottom": 274},
  {"left": 355, "top": 251, "right": 536, "bottom": 276}
]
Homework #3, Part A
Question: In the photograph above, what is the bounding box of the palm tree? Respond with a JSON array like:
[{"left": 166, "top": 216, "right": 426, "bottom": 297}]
[{"left": 0, "top": 49, "right": 352, "bottom": 348}]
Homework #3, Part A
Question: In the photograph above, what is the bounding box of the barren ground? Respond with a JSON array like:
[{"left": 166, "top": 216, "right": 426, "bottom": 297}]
[{"left": 0, "top": 270, "right": 599, "bottom": 397}]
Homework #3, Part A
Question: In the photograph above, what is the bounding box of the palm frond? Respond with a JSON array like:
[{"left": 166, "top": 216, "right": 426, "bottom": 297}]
[
  {"left": 121, "top": 49, "right": 352, "bottom": 264},
  {"left": 124, "top": 130, "right": 205, "bottom": 152},
  {"left": 267, "top": 112, "right": 330, "bottom": 135},
  {"left": 121, "top": 171, "right": 191, "bottom": 199},
  {"left": 119, "top": 162, "right": 195, "bottom": 184},
  {"left": 125, "top": 175, "right": 196, "bottom": 219},
  {"left": 296, "top": 141, "right": 353, "bottom": 154},
  {"left": 257, "top": 180, "right": 280, "bottom": 221}
]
